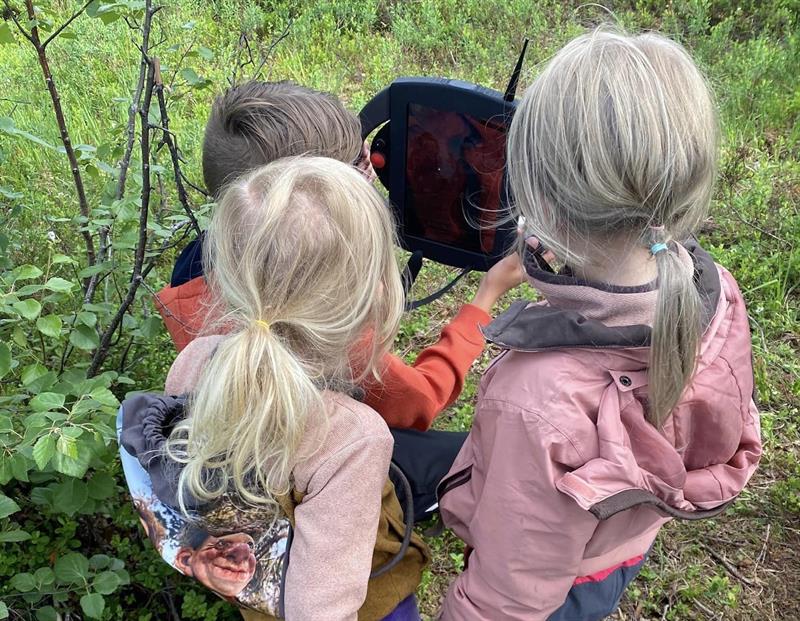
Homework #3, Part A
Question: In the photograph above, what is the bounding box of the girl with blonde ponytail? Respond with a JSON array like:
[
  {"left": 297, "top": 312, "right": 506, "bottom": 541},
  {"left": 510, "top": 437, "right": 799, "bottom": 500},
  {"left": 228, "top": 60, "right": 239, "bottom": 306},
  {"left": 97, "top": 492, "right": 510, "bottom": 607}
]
[
  {"left": 438, "top": 27, "right": 761, "bottom": 620},
  {"left": 163, "top": 157, "right": 428, "bottom": 620}
]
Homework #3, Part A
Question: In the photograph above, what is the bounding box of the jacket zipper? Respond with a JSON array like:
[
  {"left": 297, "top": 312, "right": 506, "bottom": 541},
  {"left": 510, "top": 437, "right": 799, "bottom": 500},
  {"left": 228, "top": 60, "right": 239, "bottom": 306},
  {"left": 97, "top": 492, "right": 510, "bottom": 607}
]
[{"left": 436, "top": 464, "right": 473, "bottom": 502}]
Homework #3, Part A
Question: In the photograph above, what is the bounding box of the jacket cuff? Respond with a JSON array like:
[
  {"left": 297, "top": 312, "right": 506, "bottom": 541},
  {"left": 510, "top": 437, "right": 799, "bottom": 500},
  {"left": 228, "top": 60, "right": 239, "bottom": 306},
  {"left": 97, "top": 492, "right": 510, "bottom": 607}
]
[{"left": 450, "top": 304, "right": 492, "bottom": 345}]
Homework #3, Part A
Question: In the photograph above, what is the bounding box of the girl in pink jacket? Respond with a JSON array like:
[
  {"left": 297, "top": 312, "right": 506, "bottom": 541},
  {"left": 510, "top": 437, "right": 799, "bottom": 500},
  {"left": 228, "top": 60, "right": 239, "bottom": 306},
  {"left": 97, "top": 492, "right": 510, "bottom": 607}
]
[{"left": 438, "top": 28, "right": 762, "bottom": 620}]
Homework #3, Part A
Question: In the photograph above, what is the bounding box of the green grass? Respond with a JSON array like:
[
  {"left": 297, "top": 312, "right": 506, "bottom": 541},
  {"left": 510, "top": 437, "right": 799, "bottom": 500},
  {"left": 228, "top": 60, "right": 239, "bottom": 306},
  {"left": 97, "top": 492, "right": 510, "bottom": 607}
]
[{"left": 1, "top": 0, "right": 798, "bottom": 619}]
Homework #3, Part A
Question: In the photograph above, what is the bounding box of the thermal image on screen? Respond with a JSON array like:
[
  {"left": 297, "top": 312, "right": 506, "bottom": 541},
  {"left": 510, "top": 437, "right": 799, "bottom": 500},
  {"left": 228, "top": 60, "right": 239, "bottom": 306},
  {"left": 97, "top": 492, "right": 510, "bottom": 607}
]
[{"left": 404, "top": 103, "right": 507, "bottom": 254}]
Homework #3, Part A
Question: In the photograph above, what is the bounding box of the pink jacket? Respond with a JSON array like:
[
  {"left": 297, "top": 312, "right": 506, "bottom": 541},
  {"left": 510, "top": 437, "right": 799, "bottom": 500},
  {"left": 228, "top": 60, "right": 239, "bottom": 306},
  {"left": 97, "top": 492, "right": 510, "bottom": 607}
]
[{"left": 439, "top": 242, "right": 761, "bottom": 620}]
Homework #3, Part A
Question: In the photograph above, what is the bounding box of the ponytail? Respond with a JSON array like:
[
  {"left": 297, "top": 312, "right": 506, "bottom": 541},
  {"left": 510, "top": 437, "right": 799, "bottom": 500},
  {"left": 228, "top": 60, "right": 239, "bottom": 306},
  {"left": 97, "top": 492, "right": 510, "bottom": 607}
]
[
  {"left": 647, "top": 232, "right": 702, "bottom": 427},
  {"left": 169, "top": 323, "right": 323, "bottom": 518}
]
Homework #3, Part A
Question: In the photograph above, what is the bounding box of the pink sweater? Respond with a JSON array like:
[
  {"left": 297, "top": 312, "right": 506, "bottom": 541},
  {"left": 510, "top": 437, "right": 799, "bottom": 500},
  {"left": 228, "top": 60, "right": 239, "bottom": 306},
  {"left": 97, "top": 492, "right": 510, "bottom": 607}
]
[{"left": 165, "top": 336, "right": 393, "bottom": 621}]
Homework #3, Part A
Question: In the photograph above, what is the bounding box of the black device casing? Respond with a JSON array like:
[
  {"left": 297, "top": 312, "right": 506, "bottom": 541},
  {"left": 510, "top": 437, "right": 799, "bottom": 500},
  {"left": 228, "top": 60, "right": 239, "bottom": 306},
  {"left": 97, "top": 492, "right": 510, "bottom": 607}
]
[{"left": 359, "top": 77, "right": 518, "bottom": 271}]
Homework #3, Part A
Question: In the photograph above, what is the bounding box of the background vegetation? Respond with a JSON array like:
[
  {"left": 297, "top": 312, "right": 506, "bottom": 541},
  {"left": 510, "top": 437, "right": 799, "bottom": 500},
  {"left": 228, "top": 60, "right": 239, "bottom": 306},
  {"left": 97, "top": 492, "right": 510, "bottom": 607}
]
[{"left": 0, "top": 0, "right": 797, "bottom": 619}]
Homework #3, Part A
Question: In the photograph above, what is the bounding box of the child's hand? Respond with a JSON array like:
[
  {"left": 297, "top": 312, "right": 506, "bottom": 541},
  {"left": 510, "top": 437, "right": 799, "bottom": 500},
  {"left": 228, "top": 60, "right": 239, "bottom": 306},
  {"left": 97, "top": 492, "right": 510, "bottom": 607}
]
[
  {"left": 471, "top": 253, "right": 525, "bottom": 314},
  {"left": 355, "top": 140, "right": 377, "bottom": 183}
]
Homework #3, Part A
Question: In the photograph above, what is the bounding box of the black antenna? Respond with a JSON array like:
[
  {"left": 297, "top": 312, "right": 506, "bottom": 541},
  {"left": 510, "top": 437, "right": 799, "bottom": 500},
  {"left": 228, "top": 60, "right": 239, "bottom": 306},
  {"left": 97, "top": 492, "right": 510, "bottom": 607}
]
[{"left": 503, "top": 38, "right": 529, "bottom": 102}]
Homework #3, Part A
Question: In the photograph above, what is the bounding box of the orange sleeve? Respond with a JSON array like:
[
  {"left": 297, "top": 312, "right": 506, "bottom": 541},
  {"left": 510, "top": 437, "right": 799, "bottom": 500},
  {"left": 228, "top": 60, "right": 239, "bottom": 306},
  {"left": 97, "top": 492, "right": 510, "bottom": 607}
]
[{"left": 362, "top": 304, "right": 490, "bottom": 430}]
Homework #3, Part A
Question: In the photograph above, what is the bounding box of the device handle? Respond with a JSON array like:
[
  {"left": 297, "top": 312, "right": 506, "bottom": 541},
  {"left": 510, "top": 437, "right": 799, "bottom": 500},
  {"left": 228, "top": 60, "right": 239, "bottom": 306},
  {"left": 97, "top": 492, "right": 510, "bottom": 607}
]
[{"left": 358, "top": 85, "right": 391, "bottom": 139}]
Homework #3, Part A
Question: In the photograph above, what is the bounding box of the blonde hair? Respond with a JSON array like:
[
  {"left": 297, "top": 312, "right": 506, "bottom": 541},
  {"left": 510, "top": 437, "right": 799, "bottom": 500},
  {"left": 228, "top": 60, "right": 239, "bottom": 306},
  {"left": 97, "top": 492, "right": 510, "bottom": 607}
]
[
  {"left": 168, "top": 157, "right": 404, "bottom": 515},
  {"left": 508, "top": 27, "right": 719, "bottom": 427}
]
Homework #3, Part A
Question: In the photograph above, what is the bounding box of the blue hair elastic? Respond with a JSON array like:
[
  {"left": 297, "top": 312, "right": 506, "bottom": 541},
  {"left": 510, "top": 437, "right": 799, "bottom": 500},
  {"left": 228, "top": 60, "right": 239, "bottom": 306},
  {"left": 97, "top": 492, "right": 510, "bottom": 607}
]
[{"left": 650, "top": 242, "right": 669, "bottom": 255}]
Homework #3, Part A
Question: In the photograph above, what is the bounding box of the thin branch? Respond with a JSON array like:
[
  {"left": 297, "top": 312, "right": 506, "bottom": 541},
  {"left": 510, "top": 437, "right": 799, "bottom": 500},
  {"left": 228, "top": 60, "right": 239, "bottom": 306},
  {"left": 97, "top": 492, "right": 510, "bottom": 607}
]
[
  {"left": 251, "top": 19, "right": 293, "bottom": 82},
  {"left": 20, "top": 0, "right": 96, "bottom": 277},
  {"left": 86, "top": 0, "right": 157, "bottom": 304},
  {"left": 42, "top": 0, "right": 93, "bottom": 49},
  {"left": 115, "top": 1, "right": 158, "bottom": 202},
  {"left": 167, "top": 34, "right": 197, "bottom": 89},
  {"left": 700, "top": 544, "right": 756, "bottom": 587},
  {"left": 181, "top": 171, "right": 210, "bottom": 198},
  {"left": 2, "top": 1, "right": 36, "bottom": 46},
  {"left": 154, "top": 58, "right": 201, "bottom": 235},
  {"left": 87, "top": 58, "right": 157, "bottom": 378}
]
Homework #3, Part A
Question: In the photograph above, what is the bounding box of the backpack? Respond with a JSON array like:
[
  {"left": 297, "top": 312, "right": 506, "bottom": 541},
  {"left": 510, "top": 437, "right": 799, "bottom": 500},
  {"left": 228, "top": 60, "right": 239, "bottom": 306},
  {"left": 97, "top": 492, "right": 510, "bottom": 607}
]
[{"left": 116, "top": 394, "right": 424, "bottom": 619}]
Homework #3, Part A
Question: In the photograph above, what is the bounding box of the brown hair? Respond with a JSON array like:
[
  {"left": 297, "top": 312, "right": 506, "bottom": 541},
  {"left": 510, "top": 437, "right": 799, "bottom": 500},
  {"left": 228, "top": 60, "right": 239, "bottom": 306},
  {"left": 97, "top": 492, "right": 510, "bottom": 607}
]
[{"left": 202, "top": 81, "right": 363, "bottom": 197}]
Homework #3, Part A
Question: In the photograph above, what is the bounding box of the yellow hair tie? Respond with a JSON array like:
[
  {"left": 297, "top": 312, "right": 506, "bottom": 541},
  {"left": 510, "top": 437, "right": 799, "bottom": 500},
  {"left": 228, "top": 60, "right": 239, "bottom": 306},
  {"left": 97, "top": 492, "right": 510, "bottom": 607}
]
[{"left": 253, "top": 319, "right": 271, "bottom": 332}]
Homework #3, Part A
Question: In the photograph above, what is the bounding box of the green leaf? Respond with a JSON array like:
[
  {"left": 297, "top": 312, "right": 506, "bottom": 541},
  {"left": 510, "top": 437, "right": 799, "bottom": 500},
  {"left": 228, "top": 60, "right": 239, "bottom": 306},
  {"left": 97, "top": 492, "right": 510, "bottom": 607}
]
[
  {"left": 80, "top": 593, "right": 105, "bottom": 619},
  {"left": 0, "top": 186, "right": 22, "bottom": 200},
  {"left": 197, "top": 45, "right": 215, "bottom": 60},
  {"left": 37, "top": 314, "right": 62, "bottom": 337},
  {"left": 0, "top": 343, "right": 10, "bottom": 380},
  {"left": 92, "top": 570, "right": 121, "bottom": 595},
  {"left": 87, "top": 471, "right": 115, "bottom": 500},
  {"left": 9, "top": 572, "right": 35, "bottom": 592},
  {"left": 56, "top": 434, "right": 78, "bottom": 460},
  {"left": 69, "top": 324, "right": 99, "bottom": 350},
  {"left": 35, "top": 606, "right": 58, "bottom": 621},
  {"left": 21, "top": 363, "right": 47, "bottom": 386},
  {"left": 9, "top": 454, "right": 29, "bottom": 482},
  {"left": 0, "top": 117, "right": 56, "bottom": 150},
  {"left": 12, "top": 298, "right": 41, "bottom": 320},
  {"left": 0, "top": 601, "right": 8, "bottom": 619},
  {"left": 54, "top": 552, "right": 89, "bottom": 584},
  {"left": 34, "top": 567, "right": 55, "bottom": 586},
  {"left": 89, "top": 386, "right": 119, "bottom": 408},
  {"left": 0, "top": 529, "right": 31, "bottom": 542},
  {"left": 179, "top": 67, "right": 209, "bottom": 87},
  {"left": 52, "top": 447, "right": 90, "bottom": 478},
  {"left": 53, "top": 478, "right": 88, "bottom": 515},
  {"left": 30, "top": 392, "right": 65, "bottom": 412},
  {"left": 139, "top": 315, "right": 162, "bottom": 338},
  {"left": 52, "top": 253, "right": 76, "bottom": 265},
  {"left": 78, "top": 311, "right": 97, "bottom": 327},
  {"left": 13, "top": 264, "right": 43, "bottom": 281},
  {"left": 32, "top": 434, "right": 56, "bottom": 470},
  {"left": 89, "top": 554, "right": 111, "bottom": 570},
  {"left": 44, "top": 277, "right": 74, "bottom": 293},
  {"left": 0, "top": 23, "right": 14, "bottom": 45},
  {"left": 0, "top": 415, "right": 11, "bottom": 434},
  {"left": 0, "top": 494, "right": 20, "bottom": 519}
]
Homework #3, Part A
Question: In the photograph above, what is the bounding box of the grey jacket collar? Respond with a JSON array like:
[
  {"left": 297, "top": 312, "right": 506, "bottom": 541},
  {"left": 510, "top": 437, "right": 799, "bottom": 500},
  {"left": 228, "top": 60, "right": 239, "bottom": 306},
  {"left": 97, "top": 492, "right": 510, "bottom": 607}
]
[{"left": 483, "top": 240, "right": 720, "bottom": 351}]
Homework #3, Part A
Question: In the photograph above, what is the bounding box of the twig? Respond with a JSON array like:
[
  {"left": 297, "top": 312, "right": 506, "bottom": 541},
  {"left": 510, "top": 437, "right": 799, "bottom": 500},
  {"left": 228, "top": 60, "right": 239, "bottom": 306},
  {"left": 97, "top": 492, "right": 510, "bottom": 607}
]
[
  {"left": 42, "top": 0, "right": 93, "bottom": 49},
  {"left": 16, "top": 0, "right": 97, "bottom": 276},
  {"left": 181, "top": 171, "right": 210, "bottom": 198},
  {"left": 115, "top": 1, "right": 158, "bottom": 202},
  {"left": 138, "top": 276, "right": 192, "bottom": 329},
  {"left": 700, "top": 544, "right": 756, "bottom": 587},
  {"left": 2, "top": 2, "right": 36, "bottom": 46},
  {"left": 87, "top": 58, "right": 157, "bottom": 378},
  {"left": 693, "top": 598, "right": 722, "bottom": 620},
  {"left": 755, "top": 523, "right": 771, "bottom": 569},
  {"left": 153, "top": 58, "right": 202, "bottom": 235},
  {"left": 86, "top": 0, "right": 158, "bottom": 305},
  {"left": 161, "top": 579, "right": 181, "bottom": 621},
  {"left": 167, "top": 34, "right": 198, "bottom": 89},
  {"left": 251, "top": 19, "right": 293, "bottom": 81}
]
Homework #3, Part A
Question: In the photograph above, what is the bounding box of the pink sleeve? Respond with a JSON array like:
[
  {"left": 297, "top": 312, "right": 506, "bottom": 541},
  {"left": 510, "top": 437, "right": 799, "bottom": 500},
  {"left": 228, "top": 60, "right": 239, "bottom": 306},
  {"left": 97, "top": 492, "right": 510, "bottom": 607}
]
[
  {"left": 441, "top": 401, "right": 598, "bottom": 621},
  {"left": 284, "top": 429, "right": 393, "bottom": 620}
]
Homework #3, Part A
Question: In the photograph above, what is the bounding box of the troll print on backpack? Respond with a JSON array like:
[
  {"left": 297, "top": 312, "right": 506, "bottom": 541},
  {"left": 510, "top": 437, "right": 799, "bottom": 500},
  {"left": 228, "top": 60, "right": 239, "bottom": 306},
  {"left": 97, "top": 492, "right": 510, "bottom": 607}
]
[{"left": 118, "top": 416, "right": 291, "bottom": 616}]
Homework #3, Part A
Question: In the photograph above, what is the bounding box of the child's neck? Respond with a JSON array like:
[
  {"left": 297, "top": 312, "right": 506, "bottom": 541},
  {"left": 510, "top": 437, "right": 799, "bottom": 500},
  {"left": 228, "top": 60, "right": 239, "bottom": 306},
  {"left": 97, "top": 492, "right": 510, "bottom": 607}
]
[{"left": 571, "top": 245, "right": 658, "bottom": 288}]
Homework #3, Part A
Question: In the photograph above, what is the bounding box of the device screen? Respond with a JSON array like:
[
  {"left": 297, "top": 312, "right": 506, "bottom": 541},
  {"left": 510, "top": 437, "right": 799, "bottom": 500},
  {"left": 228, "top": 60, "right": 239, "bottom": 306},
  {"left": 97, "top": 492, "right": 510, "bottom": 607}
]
[{"left": 404, "top": 103, "right": 507, "bottom": 254}]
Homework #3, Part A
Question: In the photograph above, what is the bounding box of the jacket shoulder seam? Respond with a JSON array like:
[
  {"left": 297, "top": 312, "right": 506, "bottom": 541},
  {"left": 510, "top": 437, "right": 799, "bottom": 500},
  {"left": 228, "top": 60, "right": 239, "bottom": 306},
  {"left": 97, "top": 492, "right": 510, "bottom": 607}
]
[{"left": 478, "top": 397, "right": 588, "bottom": 462}]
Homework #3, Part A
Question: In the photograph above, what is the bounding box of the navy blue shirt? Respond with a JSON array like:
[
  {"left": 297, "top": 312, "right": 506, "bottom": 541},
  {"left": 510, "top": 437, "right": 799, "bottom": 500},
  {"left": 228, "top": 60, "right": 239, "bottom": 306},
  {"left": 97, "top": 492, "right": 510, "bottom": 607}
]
[{"left": 170, "top": 233, "right": 205, "bottom": 287}]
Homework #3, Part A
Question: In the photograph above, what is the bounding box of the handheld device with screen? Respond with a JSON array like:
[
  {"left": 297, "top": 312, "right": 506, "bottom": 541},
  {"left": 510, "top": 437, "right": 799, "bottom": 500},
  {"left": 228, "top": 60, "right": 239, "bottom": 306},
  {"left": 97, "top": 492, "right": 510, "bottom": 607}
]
[{"left": 359, "top": 41, "right": 528, "bottom": 274}]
